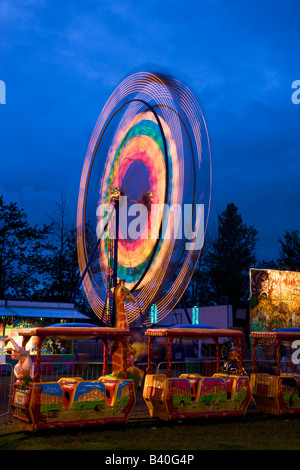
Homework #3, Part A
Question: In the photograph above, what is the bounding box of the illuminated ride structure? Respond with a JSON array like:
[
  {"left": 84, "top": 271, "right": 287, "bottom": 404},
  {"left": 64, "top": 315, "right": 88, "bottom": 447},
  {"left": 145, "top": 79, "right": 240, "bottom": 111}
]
[
  {"left": 75, "top": 71, "right": 212, "bottom": 327},
  {"left": 8, "top": 71, "right": 212, "bottom": 431},
  {"left": 144, "top": 326, "right": 251, "bottom": 420},
  {"left": 10, "top": 325, "right": 136, "bottom": 431},
  {"left": 250, "top": 328, "right": 300, "bottom": 415}
]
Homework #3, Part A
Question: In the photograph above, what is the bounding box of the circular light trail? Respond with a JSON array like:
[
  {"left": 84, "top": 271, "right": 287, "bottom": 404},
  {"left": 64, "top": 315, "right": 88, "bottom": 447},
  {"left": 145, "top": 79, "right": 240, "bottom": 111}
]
[{"left": 77, "top": 72, "right": 212, "bottom": 326}]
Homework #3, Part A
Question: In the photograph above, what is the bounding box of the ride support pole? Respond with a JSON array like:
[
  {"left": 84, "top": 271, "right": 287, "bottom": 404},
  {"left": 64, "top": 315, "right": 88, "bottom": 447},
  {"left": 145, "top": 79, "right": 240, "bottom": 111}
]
[
  {"left": 252, "top": 337, "right": 257, "bottom": 373},
  {"left": 103, "top": 338, "right": 108, "bottom": 376},
  {"left": 275, "top": 339, "right": 281, "bottom": 376},
  {"left": 147, "top": 336, "right": 154, "bottom": 374},
  {"left": 166, "top": 337, "right": 174, "bottom": 377},
  {"left": 213, "top": 338, "right": 220, "bottom": 373},
  {"left": 34, "top": 337, "right": 45, "bottom": 382}
]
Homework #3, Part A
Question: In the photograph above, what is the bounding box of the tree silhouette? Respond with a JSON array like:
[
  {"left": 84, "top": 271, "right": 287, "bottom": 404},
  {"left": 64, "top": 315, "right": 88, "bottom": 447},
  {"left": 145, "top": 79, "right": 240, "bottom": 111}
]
[
  {"left": 207, "top": 203, "right": 258, "bottom": 316},
  {"left": 277, "top": 229, "right": 300, "bottom": 271},
  {"left": 41, "top": 195, "right": 78, "bottom": 302},
  {"left": 38, "top": 195, "right": 98, "bottom": 322}
]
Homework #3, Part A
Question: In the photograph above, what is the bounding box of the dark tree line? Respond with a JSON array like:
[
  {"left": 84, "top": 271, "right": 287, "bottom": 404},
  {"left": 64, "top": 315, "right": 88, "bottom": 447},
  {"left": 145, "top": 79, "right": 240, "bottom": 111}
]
[
  {"left": 0, "top": 195, "right": 51, "bottom": 300},
  {"left": 1, "top": 195, "right": 299, "bottom": 326},
  {"left": 0, "top": 194, "right": 94, "bottom": 321}
]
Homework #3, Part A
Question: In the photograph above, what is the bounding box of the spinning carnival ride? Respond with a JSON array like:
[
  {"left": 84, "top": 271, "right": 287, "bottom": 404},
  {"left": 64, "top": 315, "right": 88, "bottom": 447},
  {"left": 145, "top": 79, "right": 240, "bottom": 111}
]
[
  {"left": 76, "top": 72, "right": 212, "bottom": 327},
  {"left": 6, "top": 72, "right": 214, "bottom": 431}
]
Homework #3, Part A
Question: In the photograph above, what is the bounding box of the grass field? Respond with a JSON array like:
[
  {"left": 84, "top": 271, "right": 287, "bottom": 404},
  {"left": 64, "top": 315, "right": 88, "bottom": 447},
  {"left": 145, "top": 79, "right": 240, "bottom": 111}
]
[{"left": 0, "top": 414, "right": 300, "bottom": 451}]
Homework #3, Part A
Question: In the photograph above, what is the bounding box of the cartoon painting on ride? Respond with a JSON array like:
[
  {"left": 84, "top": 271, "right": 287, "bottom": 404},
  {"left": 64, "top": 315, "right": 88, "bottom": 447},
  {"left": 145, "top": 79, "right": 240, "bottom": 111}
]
[
  {"left": 249, "top": 268, "right": 300, "bottom": 332},
  {"left": 6, "top": 322, "right": 138, "bottom": 431}
]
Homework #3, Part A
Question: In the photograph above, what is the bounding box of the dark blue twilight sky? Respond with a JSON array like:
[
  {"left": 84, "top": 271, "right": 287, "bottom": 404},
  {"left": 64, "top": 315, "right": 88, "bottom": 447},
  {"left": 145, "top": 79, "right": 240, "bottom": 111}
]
[{"left": 0, "top": 0, "right": 300, "bottom": 262}]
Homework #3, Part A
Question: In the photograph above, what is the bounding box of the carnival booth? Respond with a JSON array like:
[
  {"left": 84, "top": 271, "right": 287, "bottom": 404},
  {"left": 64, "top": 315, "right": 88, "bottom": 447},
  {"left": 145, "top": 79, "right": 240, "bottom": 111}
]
[
  {"left": 249, "top": 268, "right": 300, "bottom": 415},
  {"left": 0, "top": 301, "right": 90, "bottom": 372},
  {"left": 249, "top": 268, "right": 300, "bottom": 332}
]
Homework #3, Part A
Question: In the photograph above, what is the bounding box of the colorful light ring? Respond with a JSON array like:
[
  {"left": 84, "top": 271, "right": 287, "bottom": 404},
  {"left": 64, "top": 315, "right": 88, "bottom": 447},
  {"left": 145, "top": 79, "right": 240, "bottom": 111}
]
[
  {"left": 98, "top": 111, "right": 178, "bottom": 288},
  {"left": 77, "top": 72, "right": 212, "bottom": 325}
]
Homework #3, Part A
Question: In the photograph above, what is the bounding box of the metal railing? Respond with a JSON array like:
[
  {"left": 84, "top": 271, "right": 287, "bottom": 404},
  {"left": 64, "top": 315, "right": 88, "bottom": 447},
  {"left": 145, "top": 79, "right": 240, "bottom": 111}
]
[
  {"left": 156, "top": 359, "right": 292, "bottom": 377},
  {"left": 30, "top": 361, "right": 156, "bottom": 383},
  {"left": 0, "top": 362, "right": 14, "bottom": 424},
  {"left": 157, "top": 360, "right": 216, "bottom": 376}
]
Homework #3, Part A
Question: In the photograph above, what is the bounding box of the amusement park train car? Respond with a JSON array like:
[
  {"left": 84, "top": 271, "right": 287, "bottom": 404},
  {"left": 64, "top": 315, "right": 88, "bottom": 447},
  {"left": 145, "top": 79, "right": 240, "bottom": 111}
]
[
  {"left": 5, "top": 323, "right": 300, "bottom": 431},
  {"left": 7, "top": 325, "right": 137, "bottom": 431},
  {"left": 250, "top": 328, "right": 300, "bottom": 416},
  {"left": 143, "top": 325, "right": 251, "bottom": 421}
]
